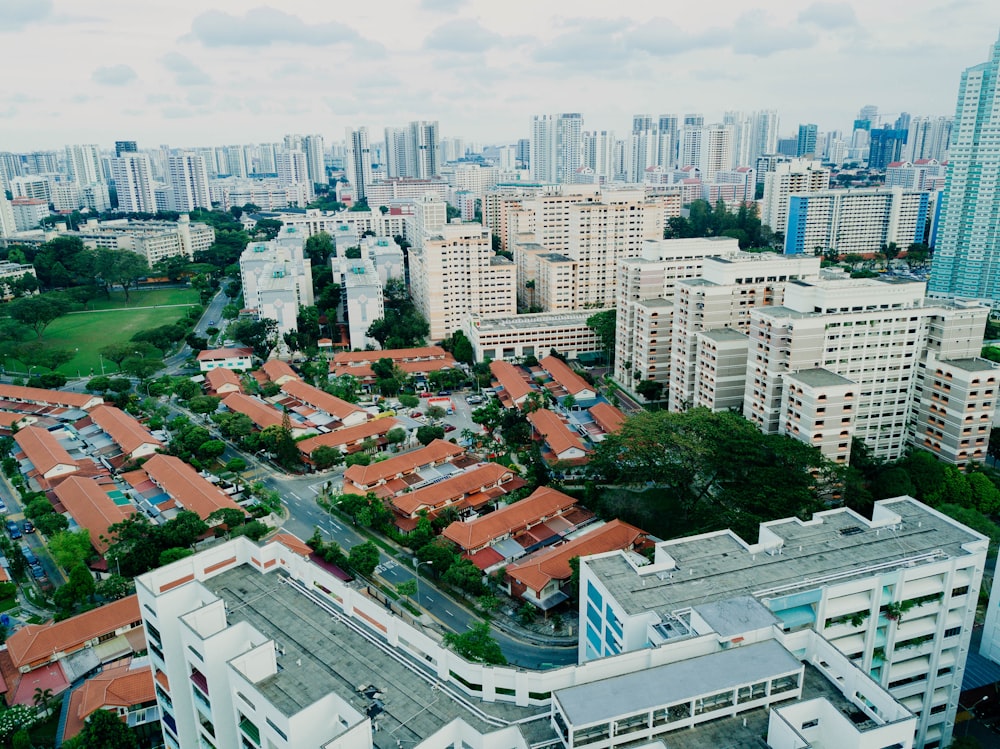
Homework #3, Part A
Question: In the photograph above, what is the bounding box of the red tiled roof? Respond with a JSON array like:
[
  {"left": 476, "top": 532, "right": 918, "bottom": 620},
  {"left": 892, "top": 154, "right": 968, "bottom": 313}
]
[
  {"left": 442, "top": 486, "right": 578, "bottom": 551},
  {"left": 392, "top": 463, "right": 513, "bottom": 517},
  {"left": 506, "top": 520, "right": 644, "bottom": 593},
  {"left": 6, "top": 597, "right": 141, "bottom": 670},
  {"left": 343, "top": 440, "right": 464, "bottom": 489},
  {"left": 197, "top": 347, "right": 252, "bottom": 361},
  {"left": 52, "top": 477, "right": 134, "bottom": 555},
  {"left": 332, "top": 346, "right": 450, "bottom": 364},
  {"left": 0, "top": 412, "right": 28, "bottom": 428},
  {"left": 528, "top": 409, "right": 587, "bottom": 457},
  {"left": 14, "top": 426, "right": 78, "bottom": 477},
  {"left": 297, "top": 419, "right": 398, "bottom": 455},
  {"left": 589, "top": 402, "right": 626, "bottom": 434},
  {"left": 540, "top": 356, "right": 592, "bottom": 397},
  {"left": 205, "top": 368, "right": 243, "bottom": 392},
  {"left": 273, "top": 533, "right": 312, "bottom": 557},
  {"left": 0, "top": 384, "right": 101, "bottom": 410},
  {"left": 63, "top": 664, "right": 156, "bottom": 740},
  {"left": 260, "top": 359, "right": 299, "bottom": 383},
  {"left": 330, "top": 358, "right": 456, "bottom": 378},
  {"left": 222, "top": 393, "right": 285, "bottom": 430},
  {"left": 281, "top": 379, "right": 364, "bottom": 420},
  {"left": 89, "top": 406, "right": 161, "bottom": 456},
  {"left": 489, "top": 361, "right": 531, "bottom": 403},
  {"left": 142, "top": 454, "right": 241, "bottom": 519}
]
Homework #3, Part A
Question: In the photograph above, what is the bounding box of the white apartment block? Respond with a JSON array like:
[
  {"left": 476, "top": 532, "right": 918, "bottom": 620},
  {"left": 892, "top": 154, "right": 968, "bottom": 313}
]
[
  {"left": 531, "top": 113, "right": 583, "bottom": 184},
  {"left": 9, "top": 175, "right": 51, "bottom": 202},
  {"left": 482, "top": 183, "right": 546, "bottom": 250},
  {"left": 744, "top": 278, "right": 994, "bottom": 465},
  {"left": 50, "top": 181, "right": 81, "bottom": 212},
  {"left": 0, "top": 262, "right": 37, "bottom": 300},
  {"left": 65, "top": 144, "right": 104, "bottom": 185},
  {"left": 112, "top": 153, "right": 156, "bottom": 214},
  {"left": 141, "top": 504, "right": 958, "bottom": 749},
  {"left": 210, "top": 178, "right": 305, "bottom": 211},
  {"left": 342, "top": 258, "right": 384, "bottom": 350},
  {"left": 239, "top": 227, "right": 313, "bottom": 339},
  {"left": 693, "top": 327, "right": 750, "bottom": 411},
  {"left": 410, "top": 221, "right": 516, "bottom": 341},
  {"left": 444, "top": 164, "right": 499, "bottom": 197},
  {"left": 667, "top": 253, "right": 823, "bottom": 411},
  {"left": 614, "top": 237, "right": 741, "bottom": 387},
  {"left": 10, "top": 198, "right": 49, "bottom": 231},
  {"left": 167, "top": 153, "right": 211, "bottom": 212},
  {"left": 268, "top": 208, "right": 411, "bottom": 245},
  {"left": 885, "top": 160, "right": 947, "bottom": 191},
  {"left": 579, "top": 496, "right": 988, "bottom": 749},
  {"left": 515, "top": 240, "right": 578, "bottom": 311},
  {"left": 779, "top": 368, "right": 858, "bottom": 463},
  {"left": 0, "top": 193, "right": 16, "bottom": 238},
  {"left": 275, "top": 149, "right": 313, "bottom": 203},
  {"left": 63, "top": 215, "right": 215, "bottom": 266},
  {"left": 363, "top": 236, "right": 404, "bottom": 286},
  {"left": 366, "top": 178, "right": 448, "bottom": 209},
  {"left": 467, "top": 309, "right": 607, "bottom": 361},
  {"left": 698, "top": 124, "right": 735, "bottom": 182},
  {"left": 784, "top": 187, "right": 929, "bottom": 256},
  {"left": 761, "top": 159, "right": 831, "bottom": 236}
]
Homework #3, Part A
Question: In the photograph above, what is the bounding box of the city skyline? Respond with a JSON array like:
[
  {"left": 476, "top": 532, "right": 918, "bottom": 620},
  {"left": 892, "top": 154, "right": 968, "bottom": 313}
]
[{"left": 2, "top": 0, "right": 1000, "bottom": 150}]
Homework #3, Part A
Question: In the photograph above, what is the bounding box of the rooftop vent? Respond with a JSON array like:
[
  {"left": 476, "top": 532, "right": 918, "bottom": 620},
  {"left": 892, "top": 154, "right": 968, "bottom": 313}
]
[{"left": 839, "top": 526, "right": 864, "bottom": 537}]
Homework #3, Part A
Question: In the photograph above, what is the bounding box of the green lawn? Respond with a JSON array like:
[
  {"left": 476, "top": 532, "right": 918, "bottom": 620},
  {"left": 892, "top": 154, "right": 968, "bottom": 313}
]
[
  {"left": 84, "top": 286, "right": 199, "bottom": 311},
  {"left": 11, "top": 300, "right": 199, "bottom": 378}
]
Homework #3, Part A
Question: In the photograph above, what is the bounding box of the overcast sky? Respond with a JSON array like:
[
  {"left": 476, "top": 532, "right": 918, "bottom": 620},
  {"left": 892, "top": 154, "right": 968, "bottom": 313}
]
[{"left": 2, "top": 0, "right": 999, "bottom": 151}]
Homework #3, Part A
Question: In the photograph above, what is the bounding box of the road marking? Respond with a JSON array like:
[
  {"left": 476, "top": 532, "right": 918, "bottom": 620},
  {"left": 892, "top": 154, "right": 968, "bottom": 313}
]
[{"left": 289, "top": 492, "right": 303, "bottom": 500}]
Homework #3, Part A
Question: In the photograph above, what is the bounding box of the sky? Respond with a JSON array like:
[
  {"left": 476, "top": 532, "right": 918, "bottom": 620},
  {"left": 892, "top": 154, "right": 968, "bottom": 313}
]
[{"left": 2, "top": 0, "right": 999, "bottom": 151}]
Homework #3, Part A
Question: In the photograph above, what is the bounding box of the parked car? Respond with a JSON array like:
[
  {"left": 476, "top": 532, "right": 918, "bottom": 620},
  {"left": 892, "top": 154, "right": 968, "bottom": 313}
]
[
  {"left": 0, "top": 500, "right": 7, "bottom": 514},
  {"left": 437, "top": 390, "right": 452, "bottom": 396},
  {"left": 22, "top": 520, "right": 34, "bottom": 534},
  {"left": 419, "top": 391, "right": 434, "bottom": 399},
  {"left": 444, "top": 425, "right": 457, "bottom": 433},
  {"left": 21, "top": 545, "right": 38, "bottom": 566},
  {"left": 466, "top": 395, "right": 484, "bottom": 405},
  {"left": 29, "top": 563, "right": 46, "bottom": 581},
  {"left": 5, "top": 521, "right": 21, "bottom": 540},
  {"left": 410, "top": 411, "right": 423, "bottom": 419}
]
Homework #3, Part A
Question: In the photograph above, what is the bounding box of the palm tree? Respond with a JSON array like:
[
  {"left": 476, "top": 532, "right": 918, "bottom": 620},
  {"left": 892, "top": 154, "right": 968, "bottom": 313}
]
[
  {"left": 524, "top": 279, "right": 536, "bottom": 310},
  {"left": 33, "top": 687, "right": 53, "bottom": 714}
]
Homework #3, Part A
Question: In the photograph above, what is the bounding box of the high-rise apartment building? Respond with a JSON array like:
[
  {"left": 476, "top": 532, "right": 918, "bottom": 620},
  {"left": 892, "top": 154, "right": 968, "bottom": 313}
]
[
  {"left": 0, "top": 193, "right": 16, "bottom": 238},
  {"left": 530, "top": 113, "right": 583, "bottom": 184},
  {"left": 384, "top": 126, "right": 408, "bottom": 178},
  {"left": 796, "top": 124, "right": 818, "bottom": 157},
  {"left": 345, "top": 127, "right": 373, "bottom": 201},
  {"left": 784, "top": 187, "right": 929, "bottom": 256},
  {"left": 581, "top": 131, "right": 617, "bottom": 181},
  {"left": 699, "top": 124, "right": 735, "bottom": 182},
  {"left": 65, "top": 144, "right": 103, "bottom": 185},
  {"left": 904, "top": 116, "right": 953, "bottom": 162},
  {"left": 303, "top": 134, "right": 326, "bottom": 187},
  {"left": 167, "top": 153, "right": 211, "bottom": 212},
  {"left": 750, "top": 110, "right": 780, "bottom": 164},
  {"left": 114, "top": 140, "right": 137, "bottom": 158},
  {"left": 868, "top": 127, "right": 909, "bottom": 170},
  {"left": 760, "top": 159, "right": 831, "bottom": 235},
  {"left": 929, "top": 32, "right": 1000, "bottom": 301},
  {"left": 240, "top": 226, "right": 313, "bottom": 339},
  {"left": 408, "top": 120, "right": 439, "bottom": 179},
  {"left": 111, "top": 153, "right": 156, "bottom": 213},
  {"left": 275, "top": 150, "right": 313, "bottom": 203},
  {"left": 657, "top": 114, "right": 679, "bottom": 168}
]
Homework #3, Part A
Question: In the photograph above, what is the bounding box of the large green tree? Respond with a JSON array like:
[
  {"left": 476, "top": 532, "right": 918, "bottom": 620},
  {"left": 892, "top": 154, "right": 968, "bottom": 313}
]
[
  {"left": 64, "top": 707, "right": 139, "bottom": 749},
  {"left": 586, "top": 309, "right": 617, "bottom": 366},
  {"left": 442, "top": 621, "right": 507, "bottom": 665},
  {"left": 8, "top": 295, "right": 71, "bottom": 339}
]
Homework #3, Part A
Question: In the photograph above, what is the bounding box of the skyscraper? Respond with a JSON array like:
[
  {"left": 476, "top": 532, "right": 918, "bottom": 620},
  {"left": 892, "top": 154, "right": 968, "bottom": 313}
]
[
  {"left": 65, "top": 144, "right": 103, "bottom": 185},
  {"left": 167, "top": 153, "right": 211, "bottom": 212},
  {"left": 530, "top": 113, "right": 583, "bottom": 183},
  {"left": 384, "top": 127, "right": 408, "bottom": 178},
  {"left": 658, "top": 115, "right": 679, "bottom": 168},
  {"left": 796, "top": 124, "right": 818, "bottom": 157},
  {"left": 111, "top": 153, "right": 155, "bottom": 213},
  {"left": 407, "top": 120, "right": 439, "bottom": 179},
  {"left": 114, "top": 140, "right": 137, "bottom": 158},
  {"left": 345, "top": 127, "right": 373, "bottom": 201},
  {"left": 929, "top": 32, "right": 1000, "bottom": 300},
  {"left": 302, "top": 134, "right": 326, "bottom": 187},
  {"left": 867, "top": 126, "right": 908, "bottom": 170}
]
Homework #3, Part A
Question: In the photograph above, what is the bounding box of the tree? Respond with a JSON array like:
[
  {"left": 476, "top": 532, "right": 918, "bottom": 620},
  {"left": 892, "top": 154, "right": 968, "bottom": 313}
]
[
  {"left": 97, "top": 249, "right": 148, "bottom": 302},
  {"left": 159, "top": 547, "right": 194, "bottom": 565},
  {"left": 225, "top": 457, "right": 247, "bottom": 486},
  {"left": 635, "top": 379, "right": 664, "bottom": 402},
  {"left": 426, "top": 405, "right": 446, "bottom": 422},
  {"left": 69, "top": 707, "right": 139, "bottom": 749},
  {"left": 396, "top": 579, "right": 417, "bottom": 601},
  {"left": 35, "top": 513, "right": 69, "bottom": 536},
  {"left": 348, "top": 541, "right": 380, "bottom": 577},
  {"left": 442, "top": 621, "right": 507, "bottom": 665},
  {"left": 305, "top": 231, "right": 334, "bottom": 265},
  {"left": 197, "top": 439, "right": 226, "bottom": 460},
  {"left": 48, "top": 530, "right": 93, "bottom": 569},
  {"left": 386, "top": 427, "right": 407, "bottom": 446},
  {"left": 586, "top": 309, "right": 617, "bottom": 366},
  {"left": 8, "top": 295, "right": 70, "bottom": 339},
  {"left": 253, "top": 218, "right": 283, "bottom": 240},
  {"left": 68, "top": 563, "right": 95, "bottom": 602},
  {"left": 32, "top": 687, "right": 53, "bottom": 713},
  {"left": 173, "top": 378, "right": 200, "bottom": 401},
  {"left": 188, "top": 395, "right": 222, "bottom": 415},
  {"left": 95, "top": 574, "right": 133, "bottom": 601},
  {"left": 441, "top": 329, "right": 475, "bottom": 365},
  {"left": 120, "top": 355, "right": 162, "bottom": 381},
  {"left": 230, "top": 318, "right": 279, "bottom": 358},
  {"left": 416, "top": 425, "right": 445, "bottom": 445},
  {"left": 311, "top": 445, "right": 344, "bottom": 470}
]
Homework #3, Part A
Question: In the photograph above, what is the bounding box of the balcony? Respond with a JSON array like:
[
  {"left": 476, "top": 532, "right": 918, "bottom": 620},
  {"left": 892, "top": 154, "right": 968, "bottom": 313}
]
[{"left": 190, "top": 668, "right": 209, "bottom": 696}]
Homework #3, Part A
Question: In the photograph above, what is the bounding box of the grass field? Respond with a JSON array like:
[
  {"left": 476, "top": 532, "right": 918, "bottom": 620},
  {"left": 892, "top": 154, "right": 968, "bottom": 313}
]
[{"left": 7, "top": 287, "right": 202, "bottom": 378}]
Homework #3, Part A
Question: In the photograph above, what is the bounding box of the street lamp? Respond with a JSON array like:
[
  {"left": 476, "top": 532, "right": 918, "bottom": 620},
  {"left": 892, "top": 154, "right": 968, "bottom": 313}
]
[
  {"left": 412, "top": 558, "right": 434, "bottom": 609},
  {"left": 959, "top": 695, "right": 989, "bottom": 736}
]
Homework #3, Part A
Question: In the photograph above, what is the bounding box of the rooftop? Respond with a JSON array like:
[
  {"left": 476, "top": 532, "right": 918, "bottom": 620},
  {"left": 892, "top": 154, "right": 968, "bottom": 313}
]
[
  {"left": 940, "top": 357, "right": 1000, "bottom": 373},
  {"left": 472, "top": 309, "right": 605, "bottom": 332},
  {"left": 223, "top": 393, "right": 286, "bottom": 430},
  {"left": 260, "top": 359, "right": 299, "bottom": 383},
  {"left": 786, "top": 368, "right": 856, "bottom": 388},
  {"left": 197, "top": 347, "right": 253, "bottom": 361},
  {"left": 142, "top": 454, "right": 242, "bottom": 519},
  {"left": 443, "top": 486, "right": 578, "bottom": 551},
  {"left": 700, "top": 327, "right": 749, "bottom": 343},
  {"left": 392, "top": 462, "right": 513, "bottom": 516},
  {"left": 0, "top": 384, "right": 100, "bottom": 410},
  {"left": 489, "top": 361, "right": 532, "bottom": 403},
  {"left": 89, "top": 406, "right": 161, "bottom": 456},
  {"left": 540, "top": 356, "right": 592, "bottom": 397},
  {"left": 208, "top": 565, "right": 553, "bottom": 747},
  {"left": 586, "top": 497, "right": 986, "bottom": 616},
  {"left": 588, "top": 402, "right": 625, "bottom": 435},
  {"left": 344, "top": 439, "right": 464, "bottom": 488},
  {"left": 527, "top": 409, "right": 587, "bottom": 456},
  {"left": 14, "top": 426, "right": 77, "bottom": 476},
  {"left": 296, "top": 418, "right": 398, "bottom": 455},
  {"left": 333, "top": 346, "right": 450, "bottom": 365},
  {"left": 52, "top": 476, "right": 135, "bottom": 554},
  {"left": 280, "top": 379, "right": 364, "bottom": 420}
]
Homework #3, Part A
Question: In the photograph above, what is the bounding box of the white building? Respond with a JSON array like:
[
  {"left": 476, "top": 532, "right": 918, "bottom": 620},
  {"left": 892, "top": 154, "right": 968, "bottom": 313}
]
[
  {"left": 760, "top": 159, "right": 831, "bottom": 236},
  {"left": 112, "top": 153, "right": 156, "bottom": 213},
  {"left": 408, "top": 120, "right": 440, "bottom": 179},
  {"left": 239, "top": 226, "right": 314, "bottom": 339},
  {"left": 531, "top": 113, "right": 583, "bottom": 184},
  {"left": 303, "top": 134, "right": 326, "bottom": 187},
  {"left": 10, "top": 198, "right": 49, "bottom": 231},
  {"left": 341, "top": 258, "right": 384, "bottom": 350},
  {"left": 167, "top": 153, "right": 211, "bottom": 212},
  {"left": 65, "top": 144, "right": 104, "bottom": 185},
  {"left": 0, "top": 193, "right": 16, "bottom": 237},
  {"left": 698, "top": 124, "right": 735, "bottom": 182},
  {"left": 579, "top": 496, "right": 987, "bottom": 749},
  {"left": 64, "top": 215, "right": 215, "bottom": 266},
  {"left": 275, "top": 149, "right": 313, "bottom": 203},
  {"left": 467, "top": 309, "right": 606, "bottom": 361},
  {"left": 345, "top": 127, "right": 373, "bottom": 201}
]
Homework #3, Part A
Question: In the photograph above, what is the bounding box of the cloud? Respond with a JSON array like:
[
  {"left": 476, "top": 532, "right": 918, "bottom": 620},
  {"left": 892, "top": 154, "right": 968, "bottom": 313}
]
[
  {"left": 533, "top": 18, "right": 633, "bottom": 69},
  {"left": 729, "top": 11, "right": 816, "bottom": 57},
  {"left": 190, "top": 6, "right": 373, "bottom": 49},
  {"left": 625, "top": 17, "right": 726, "bottom": 57},
  {"left": 420, "top": 0, "right": 468, "bottom": 12},
  {"left": 0, "top": 0, "right": 53, "bottom": 31},
  {"left": 162, "top": 52, "right": 212, "bottom": 86},
  {"left": 424, "top": 19, "right": 503, "bottom": 53},
  {"left": 798, "top": 2, "right": 859, "bottom": 28},
  {"left": 91, "top": 64, "right": 137, "bottom": 86}
]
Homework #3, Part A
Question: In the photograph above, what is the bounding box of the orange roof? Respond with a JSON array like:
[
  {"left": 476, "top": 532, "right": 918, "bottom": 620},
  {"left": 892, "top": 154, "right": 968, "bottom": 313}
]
[
  {"left": 442, "top": 486, "right": 578, "bottom": 551},
  {"left": 273, "top": 533, "right": 312, "bottom": 557},
  {"left": 223, "top": 393, "right": 285, "bottom": 430},
  {"left": 330, "top": 358, "right": 457, "bottom": 378},
  {"left": 281, "top": 379, "right": 364, "bottom": 420},
  {"left": 197, "top": 347, "right": 253, "bottom": 361},
  {"left": 0, "top": 384, "right": 101, "bottom": 410},
  {"left": 343, "top": 440, "right": 464, "bottom": 489},
  {"left": 333, "top": 346, "right": 450, "bottom": 365},
  {"left": 0, "top": 412, "right": 27, "bottom": 428},
  {"left": 540, "top": 356, "right": 592, "bottom": 397},
  {"left": 14, "top": 426, "right": 77, "bottom": 477},
  {"left": 90, "top": 406, "right": 161, "bottom": 456},
  {"left": 589, "top": 402, "right": 625, "bottom": 434},
  {"left": 297, "top": 419, "right": 398, "bottom": 455},
  {"left": 260, "top": 359, "right": 299, "bottom": 383},
  {"left": 392, "top": 463, "right": 512, "bottom": 517},
  {"left": 205, "top": 368, "right": 243, "bottom": 392},
  {"left": 53, "top": 477, "right": 134, "bottom": 555},
  {"left": 63, "top": 664, "right": 156, "bottom": 740},
  {"left": 142, "top": 454, "right": 241, "bottom": 519},
  {"left": 6, "top": 596, "right": 141, "bottom": 669},
  {"left": 489, "top": 361, "right": 532, "bottom": 403},
  {"left": 507, "top": 520, "right": 644, "bottom": 593},
  {"left": 528, "top": 409, "right": 587, "bottom": 457}
]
